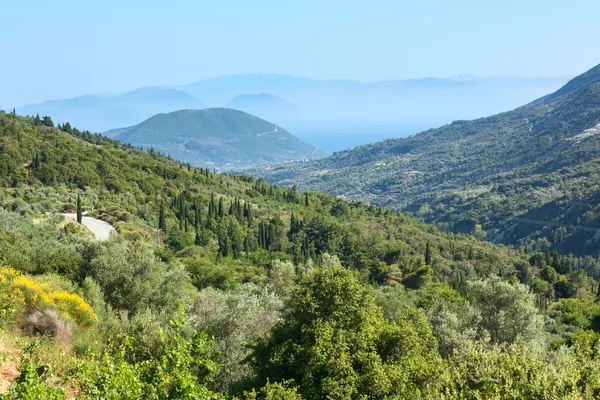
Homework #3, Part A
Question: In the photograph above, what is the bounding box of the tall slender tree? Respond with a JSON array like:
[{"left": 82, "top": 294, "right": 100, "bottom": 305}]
[
  {"left": 158, "top": 200, "right": 167, "bottom": 233},
  {"left": 218, "top": 197, "right": 224, "bottom": 219},
  {"left": 425, "top": 241, "right": 432, "bottom": 266},
  {"left": 76, "top": 195, "right": 83, "bottom": 224}
]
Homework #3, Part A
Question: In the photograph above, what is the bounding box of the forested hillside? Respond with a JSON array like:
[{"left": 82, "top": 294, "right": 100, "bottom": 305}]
[
  {"left": 104, "top": 108, "right": 326, "bottom": 169},
  {"left": 4, "top": 111, "right": 600, "bottom": 398},
  {"left": 247, "top": 63, "right": 600, "bottom": 256}
]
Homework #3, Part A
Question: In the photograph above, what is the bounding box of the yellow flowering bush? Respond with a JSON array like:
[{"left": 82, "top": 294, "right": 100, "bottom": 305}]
[
  {"left": 0, "top": 267, "right": 26, "bottom": 325},
  {"left": 50, "top": 290, "right": 96, "bottom": 326},
  {"left": 0, "top": 266, "right": 96, "bottom": 326},
  {"left": 10, "top": 275, "right": 54, "bottom": 310}
]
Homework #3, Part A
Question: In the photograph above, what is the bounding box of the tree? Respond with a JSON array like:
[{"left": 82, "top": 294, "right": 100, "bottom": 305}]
[
  {"left": 425, "top": 240, "right": 432, "bottom": 266},
  {"left": 158, "top": 200, "right": 167, "bottom": 234},
  {"left": 540, "top": 265, "right": 558, "bottom": 284},
  {"left": 247, "top": 265, "right": 444, "bottom": 399},
  {"left": 244, "top": 381, "right": 301, "bottom": 400},
  {"left": 42, "top": 116, "right": 54, "bottom": 127},
  {"left": 218, "top": 197, "right": 225, "bottom": 219},
  {"left": 468, "top": 278, "right": 543, "bottom": 345},
  {"left": 192, "top": 285, "right": 283, "bottom": 394},
  {"left": 473, "top": 224, "right": 487, "bottom": 240},
  {"left": 87, "top": 241, "right": 194, "bottom": 314},
  {"left": 76, "top": 194, "right": 82, "bottom": 224}
]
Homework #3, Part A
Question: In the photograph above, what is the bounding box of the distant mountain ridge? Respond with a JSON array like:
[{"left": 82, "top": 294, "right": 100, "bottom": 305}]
[
  {"left": 107, "top": 108, "right": 326, "bottom": 169},
  {"left": 222, "top": 93, "right": 299, "bottom": 124},
  {"left": 18, "top": 87, "right": 203, "bottom": 132},
  {"left": 245, "top": 63, "right": 600, "bottom": 255},
  {"left": 15, "top": 74, "right": 569, "bottom": 151}
]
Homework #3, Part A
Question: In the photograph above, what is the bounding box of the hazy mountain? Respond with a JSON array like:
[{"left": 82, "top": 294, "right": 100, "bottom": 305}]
[
  {"left": 222, "top": 93, "right": 299, "bottom": 123},
  {"left": 17, "top": 74, "right": 568, "bottom": 152},
  {"left": 245, "top": 64, "right": 600, "bottom": 255},
  {"left": 107, "top": 108, "right": 326, "bottom": 169},
  {"left": 17, "top": 87, "right": 203, "bottom": 132},
  {"left": 181, "top": 74, "right": 570, "bottom": 151}
]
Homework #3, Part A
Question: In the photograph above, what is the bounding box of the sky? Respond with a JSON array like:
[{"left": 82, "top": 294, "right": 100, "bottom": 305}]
[{"left": 1, "top": 0, "right": 599, "bottom": 108}]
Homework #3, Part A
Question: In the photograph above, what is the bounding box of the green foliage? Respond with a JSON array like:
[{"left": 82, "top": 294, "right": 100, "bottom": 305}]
[
  {"left": 244, "top": 380, "right": 302, "bottom": 400},
  {"left": 247, "top": 265, "right": 445, "bottom": 399},
  {"left": 192, "top": 284, "right": 283, "bottom": 394},
  {"left": 551, "top": 297, "right": 600, "bottom": 331},
  {"left": 5, "top": 109, "right": 600, "bottom": 398},
  {"left": 2, "top": 358, "right": 65, "bottom": 400},
  {"left": 86, "top": 239, "right": 195, "bottom": 314},
  {"left": 77, "top": 312, "right": 222, "bottom": 399},
  {"left": 467, "top": 278, "right": 544, "bottom": 345}
]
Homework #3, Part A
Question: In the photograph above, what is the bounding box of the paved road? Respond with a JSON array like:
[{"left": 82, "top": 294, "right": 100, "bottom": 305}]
[{"left": 62, "top": 214, "right": 116, "bottom": 241}]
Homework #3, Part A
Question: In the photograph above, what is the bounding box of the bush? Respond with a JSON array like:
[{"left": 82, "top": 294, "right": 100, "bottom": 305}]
[
  {"left": 0, "top": 266, "right": 96, "bottom": 327},
  {"left": 25, "top": 309, "right": 72, "bottom": 342},
  {"left": 244, "top": 380, "right": 302, "bottom": 400},
  {"left": 86, "top": 240, "right": 195, "bottom": 315},
  {"left": 60, "top": 203, "right": 76, "bottom": 213},
  {"left": 192, "top": 284, "right": 283, "bottom": 394},
  {"left": 3, "top": 358, "right": 65, "bottom": 400}
]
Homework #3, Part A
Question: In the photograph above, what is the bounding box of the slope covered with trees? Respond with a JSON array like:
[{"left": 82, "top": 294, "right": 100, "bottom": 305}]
[
  {"left": 105, "top": 108, "right": 326, "bottom": 170},
  {"left": 247, "top": 63, "right": 600, "bottom": 256},
  {"left": 4, "top": 111, "right": 600, "bottom": 398}
]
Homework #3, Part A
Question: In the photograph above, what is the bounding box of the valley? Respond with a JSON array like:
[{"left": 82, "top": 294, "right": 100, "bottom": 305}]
[
  {"left": 3, "top": 3, "right": 600, "bottom": 396},
  {"left": 247, "top": 63, "right": 600, "bottom": 256}
]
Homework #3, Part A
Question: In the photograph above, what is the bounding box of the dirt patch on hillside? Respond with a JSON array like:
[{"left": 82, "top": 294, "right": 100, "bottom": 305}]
[
  {"left": 307, "top": 170, "right": 331, "bottom": 177},
  {"left": 0, "top": 338, "right": 21, "bottom": 395}
]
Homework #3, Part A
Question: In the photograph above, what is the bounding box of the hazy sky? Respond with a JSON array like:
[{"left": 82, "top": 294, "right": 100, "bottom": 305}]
[{"left": 2, "top": 0, "right": 599, "bottom": 107}]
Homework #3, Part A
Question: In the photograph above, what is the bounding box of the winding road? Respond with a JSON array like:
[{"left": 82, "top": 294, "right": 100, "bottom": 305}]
[
  {"left": 62, "top": 214, "right": 116, "bottom": 241},
  {"left": 256, "top": 126, "right": 279, "bottom": 137}
]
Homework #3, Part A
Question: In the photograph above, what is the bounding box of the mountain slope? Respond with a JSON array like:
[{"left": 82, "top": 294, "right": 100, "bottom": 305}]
[
  {"left": 0, "top": 110, "right": 528, "bottom": 289},
  {"left": 5, "top": 111, "right": 600, "bottom": 399},
  {"left": 108, "top": 108, "right": 326, "bottom": 169},
  {"left": 247, "top": 63, "right": 600, "bottom": 255}
]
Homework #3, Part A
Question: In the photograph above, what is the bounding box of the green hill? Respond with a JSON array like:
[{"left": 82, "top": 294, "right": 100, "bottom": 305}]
[
  {"left": 4, "top": 110, "right": 600, "bottom": 398},
  {"left": 247, "top": 63, "right": 600, "bottom": 255},
  {"left": 106, "top": 108, "right": 326, "bottom": 169}
]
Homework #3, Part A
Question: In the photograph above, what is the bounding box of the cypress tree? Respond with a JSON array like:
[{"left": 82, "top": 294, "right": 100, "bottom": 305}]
[
  {"left": 209, "top": 193, "right": 216, "bottom": 218},
  {"left": 218, "top": 197, "right": 224, "bottom": 219},
  {"left": 76, "top": 195, "right": 83, "bottom": 224},
  {"left": 158, "top": 201, "right": 167, "bottom": 233},
  {"left": 425, "top": 241, "right": 432, "bottom": 266},
  {"left": 243, "top": 236, "right": 250, "bottom": 255},
  {"left": 184, "top": 204, "right": 189, "bottom": 232},
  {"left": 258, "top": 222, "right": 264, "bottom": 249}
]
